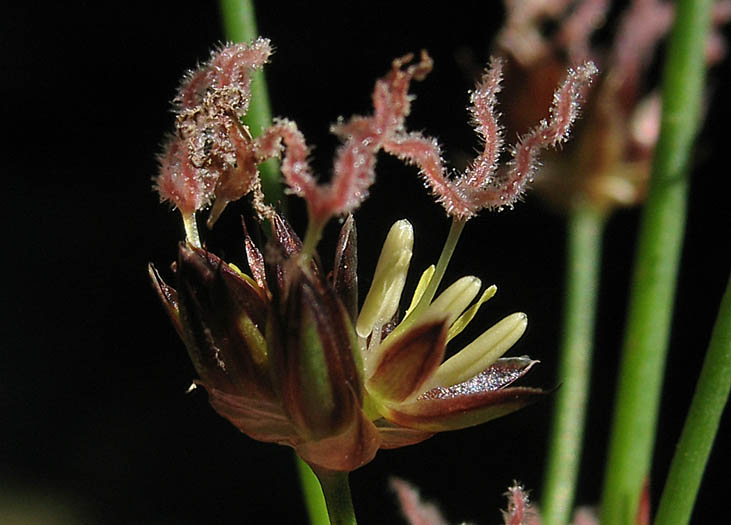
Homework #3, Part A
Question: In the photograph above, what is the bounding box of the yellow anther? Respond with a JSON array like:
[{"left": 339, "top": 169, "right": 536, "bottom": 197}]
[
  {"left": 447, "top": 285, "right": 497, "bottom": 342},
  {"left": 422, "top": 276, "right": 482, "bottom": 327},
  {"left": 356, "top": 220, "right": 414, "bottom": 338},
  {"left": 425, "top": 312, "right": 528, "bottom": 389},
  {"left": 404, "top": 265, "right": 436, "bottom": 318}
]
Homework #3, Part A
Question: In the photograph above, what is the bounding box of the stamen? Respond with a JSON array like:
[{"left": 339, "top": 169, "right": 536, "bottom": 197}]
[
  {"left": 356, "top": 220, "right": 414, "bottom": 338},
  {"left": 447, "top": 285, "right": 497, "bottom": 342},
  {"left": 425, "top": 312, "right": 528, "bottom": 389},
  {"left": 404, "top": 265, "right": 435, "bottom": 318},
  {"left": 422, "top": 276, "right": 482, "bottom": 328},
  {"left": 368, "top": 323, "right": 383, "bottom": 355},
  {"left": 388, "top": 218, "right": 466, "bottom": 341}
]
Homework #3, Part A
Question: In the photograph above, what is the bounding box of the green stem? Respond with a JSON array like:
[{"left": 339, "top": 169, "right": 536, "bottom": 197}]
[
  {"left": 313, "top": 469, "right": 358, "bottom": 525},
  {"left": 654, "top": 275, "right": 731, "bottom": 525},
  {"left": 218, "top": 0, "right": 285, "bottom": 208},
  {"left": 541, "top": 204, "right": 605, "bottom": 525},
  {"left": 296, "top": 457, "right": 330, "bottom": 525},
  {"left": 599, "top": 1, "right": 712, "bottom": 523}
]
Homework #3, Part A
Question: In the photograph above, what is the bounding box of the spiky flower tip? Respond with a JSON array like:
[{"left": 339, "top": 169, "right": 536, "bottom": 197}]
[
  {"left": 150, "top": 39, "right": 593, "bottom": 473},
  {"left": 501, "top": 483, "right": 539, "bottom": 525}
]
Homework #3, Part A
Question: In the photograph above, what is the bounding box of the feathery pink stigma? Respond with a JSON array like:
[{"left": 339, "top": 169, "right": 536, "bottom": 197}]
[
  {"left": 156, "top": 38, "right": 274, "bottom": 222},
  {"left": 467, "top": 60, "right": 597, "bottom": 213},
  {"left": 465, "top": 57, "right": 505, "bottom": 188},
  {"left": 176, "top": 37, "right": 272, "bottom": 113},
  {"left": 261, "top": 52, "right": 435, "bottom": 227},
  {"left": 155, "top": 136, "right": 215, "bottom": 215},
  {"left": 409, "top": 59, "right": 596, "bottom": 218},
  {"left": 256, "top": 118, "right": 315, "bottom": 197},
  {"left": 316, "top": 51, "right": 433, "bottom": 224},
  {"left": 501, "top": 482, "right": 538, "bottom": 525}
]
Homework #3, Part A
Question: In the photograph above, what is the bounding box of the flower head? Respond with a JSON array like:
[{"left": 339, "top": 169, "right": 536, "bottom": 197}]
[
  {"left": 151, "top": 39, "right": 594, "bottom": 472},
  {"left": 149, "top": 212, "right": 542, "bottom": 470}
]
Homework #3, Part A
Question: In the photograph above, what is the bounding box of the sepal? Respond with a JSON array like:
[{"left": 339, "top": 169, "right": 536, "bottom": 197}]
[
  {"left": 277, "top": 270, "right": 363, "bottom": 441},
  {"left": 367, "top": 320, "right": 447, "bottom": 403},
  {"left": 373, "top": 419, "right": 434, "bottom": 449},
  {"left": 383, "top": 386, "right": 547, "bottom": 432},
  {"left": 295, "top": 395, "right": 381, "bottom": 472},
  {"left": 427, "top": 312, "right": 528, "bottom": 390},
  {"left": 204, "top": 384, "right": 297, "bottom": 447}
]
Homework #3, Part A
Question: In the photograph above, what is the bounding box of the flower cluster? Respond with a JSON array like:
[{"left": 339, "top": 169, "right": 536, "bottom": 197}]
[{"left": 151, "top": 38, "right": 595, "bottom": 472}]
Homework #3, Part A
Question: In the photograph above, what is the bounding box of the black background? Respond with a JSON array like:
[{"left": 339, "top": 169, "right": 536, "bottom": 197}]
[{"left": 4, "top": 2, "right": 729, "bottom": 523}]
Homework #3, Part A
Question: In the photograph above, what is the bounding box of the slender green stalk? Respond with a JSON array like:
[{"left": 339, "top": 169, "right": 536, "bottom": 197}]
[
  {"left": 218, "top": 2, "right": 323, "bottom": 522},
  {"left": 182, "top": 212, "right": 202, "bottom": 248},
  {"left": 314, "top": 469, "right": 358, "bottom": 525},
  {"left": 599, "top": 1, "right": 713, "bottom": 523},
  {"left": 654, "top": 275, "right": 731, "bottom": 525},
  {"left": 541, "top": 204, "right": 605, "bottom": 525},
  {"left": 389, "top": 218, "right": 466, "bottom": 342},
  {"left": 218, "top": 0, "right": 285, "bottom": 207},
  {"left": 419, "top": 219, "right": 467, "bottom": 308},
  {"left": 296, "top": 457, "right": 330, "bottom": 525}
]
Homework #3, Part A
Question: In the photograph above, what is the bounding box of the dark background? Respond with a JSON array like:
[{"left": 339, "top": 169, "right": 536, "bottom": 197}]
[{"left": 4, "top": 2, "right": 729, "bottom": 523}]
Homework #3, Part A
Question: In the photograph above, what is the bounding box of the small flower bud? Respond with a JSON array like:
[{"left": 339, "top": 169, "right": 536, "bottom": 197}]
[{"left": 356, "top": 220, "right": 414, "bottom": 338}]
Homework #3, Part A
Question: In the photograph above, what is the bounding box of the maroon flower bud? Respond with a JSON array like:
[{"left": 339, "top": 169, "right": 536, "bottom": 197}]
[{"left": 275, "top": 269, "right": 363, "bottom": 440}]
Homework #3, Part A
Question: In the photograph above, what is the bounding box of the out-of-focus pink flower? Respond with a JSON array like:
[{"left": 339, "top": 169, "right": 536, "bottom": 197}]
[
  {"left": 496, "top": 0, "right": 729, "bottom": 213},
  {"left": 391, "top": 477, "right": 449, "bottom": 525}
]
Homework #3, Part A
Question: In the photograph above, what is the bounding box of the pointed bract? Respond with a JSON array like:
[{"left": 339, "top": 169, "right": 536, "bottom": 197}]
[
  {"left": 148, "top": 263, "right": 183, "bottom": 338},
  {"left": 332, "top": 215, "right": 359, "bottom": 323},
  {"left": 241, "top": 217, "right": 268, "bottom": 292}
]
